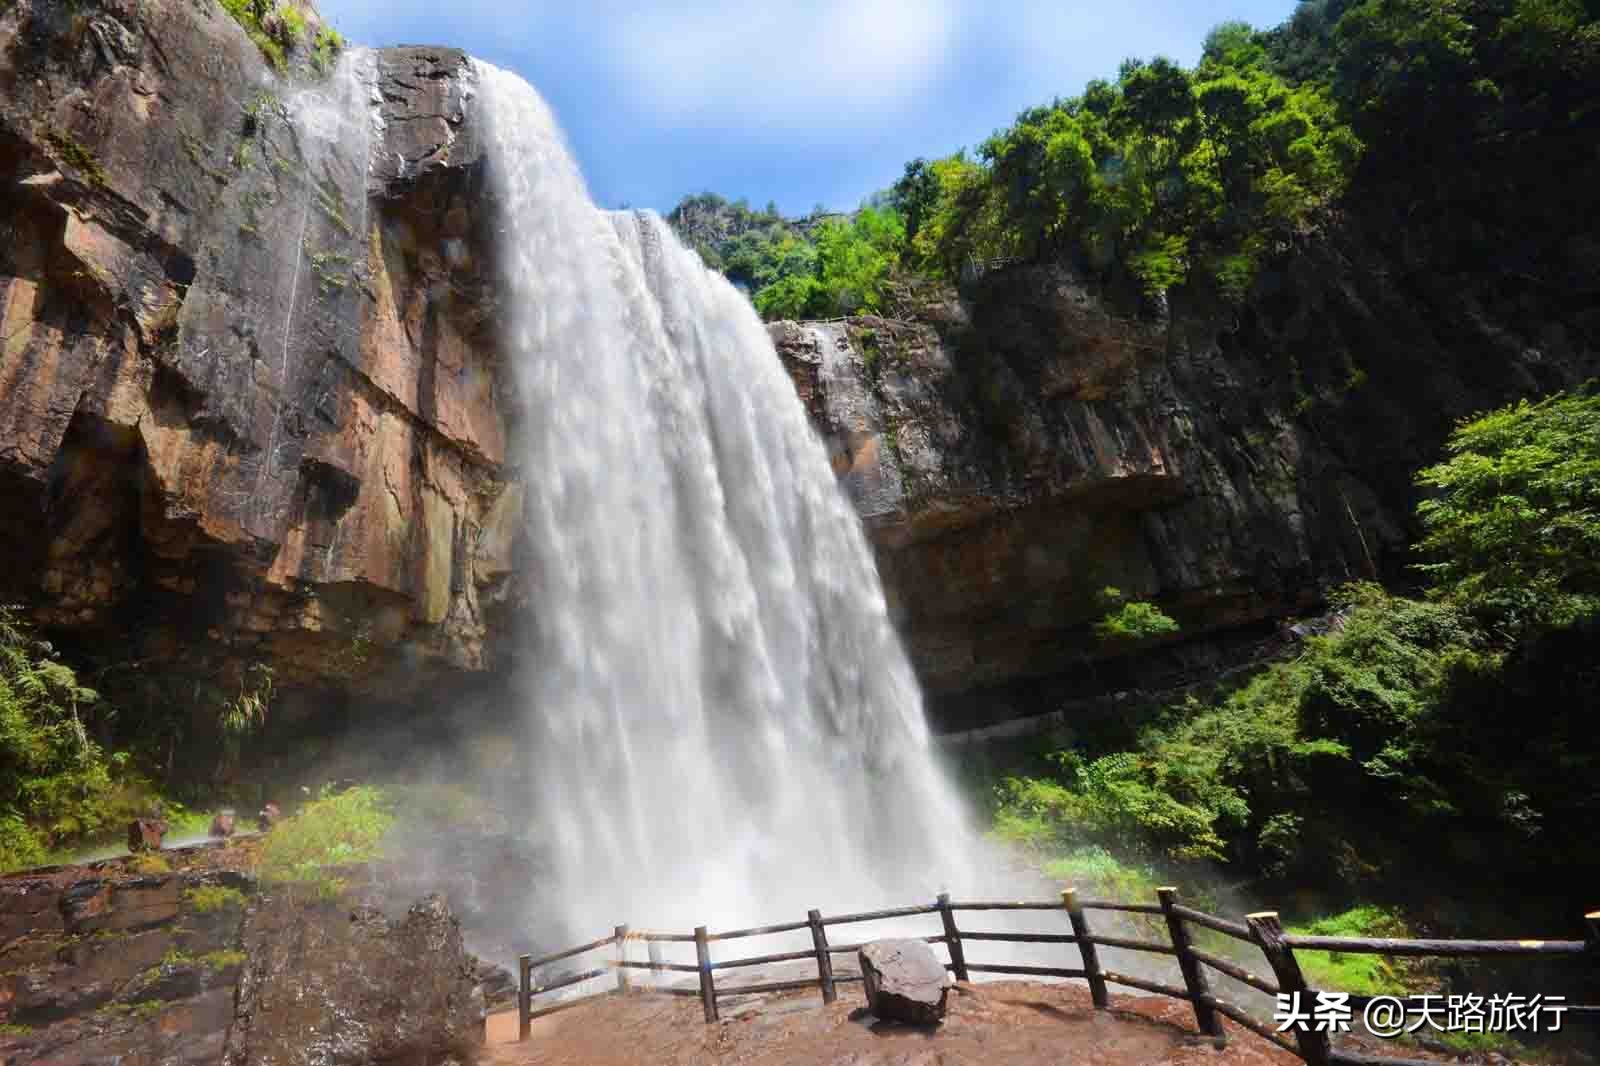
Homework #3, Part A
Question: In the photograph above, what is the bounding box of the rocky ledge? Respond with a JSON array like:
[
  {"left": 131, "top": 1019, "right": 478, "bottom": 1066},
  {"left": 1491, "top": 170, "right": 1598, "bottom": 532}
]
[
  {"left": 3, "top": 0, "right": 1597, "bottom": 737},
  {"left": 0, "top": 844, "right": 490, "bottom": 1066},
  {"left": 773, "top": 249, "right": 1598, "bottom": 723},
  {"left": 0, "top": 0, "right": 521, "bottom": 715}
]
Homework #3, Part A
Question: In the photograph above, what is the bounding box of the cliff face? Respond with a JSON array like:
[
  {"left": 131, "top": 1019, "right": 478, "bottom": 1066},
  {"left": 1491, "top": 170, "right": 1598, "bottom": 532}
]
[
  {"left": 0, "top": 0, "right": 522, "bottom": 707},
  {"left": 773, "top": 242, "right": 1597, "bottom": 722},
  {"left": 2, "top": 0, "right": 1596, "bottom": 736}
]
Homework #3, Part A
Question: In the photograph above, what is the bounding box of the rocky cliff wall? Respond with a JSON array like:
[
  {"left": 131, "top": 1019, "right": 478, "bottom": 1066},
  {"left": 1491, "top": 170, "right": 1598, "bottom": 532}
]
[
  {"left": 773, "top": 242, "right": 1598, "bottom": 723},
  {"left": 0, "top": 0, "right": 523, "bottom": 712},
  {"left": 2, "top": 0, "right": 1596, "bottom": 739}
]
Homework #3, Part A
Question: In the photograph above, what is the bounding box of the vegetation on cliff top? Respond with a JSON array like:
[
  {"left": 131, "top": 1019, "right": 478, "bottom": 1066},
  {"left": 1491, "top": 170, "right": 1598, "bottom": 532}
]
[
  {"left": 217, "top": 0, "right": 342, "bottom": 75},
  {"left": 979, "top": 386, "right": 1599, "bottom": 916},
  {"left": 670, "top": 0, "right": 1599, "bottom": 322}
]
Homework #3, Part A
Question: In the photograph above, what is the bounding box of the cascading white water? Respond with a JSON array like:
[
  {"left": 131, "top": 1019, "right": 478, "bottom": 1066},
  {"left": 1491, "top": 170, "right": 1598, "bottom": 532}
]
[{"left": 473, "top": 60, "right": 976, "bottom": 938}]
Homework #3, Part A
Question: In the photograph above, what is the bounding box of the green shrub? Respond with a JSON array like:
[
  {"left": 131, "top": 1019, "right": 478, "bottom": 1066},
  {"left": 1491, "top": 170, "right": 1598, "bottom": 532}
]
[
  {"left": 127, "top": 853, "right": 170, "bottom": 876},
  {"left": 1093, "top": 588, "right": 1181, "bottom": 643},
  {"left": 199, "top": 949, "right": 246, "bottom": 970},
  {"left": 257, "top": 784, "right": 392, "bottom": 898},
  {"left": 184, "top": 884, "right": 247, "bottom": 912},
  {"left": 311, "top": 27, "right": 344, "bottom": 75},
  {"left": 0, "top": 607, "right": 148, "bottom": 872},
  {"left": 1416, "top": 387, "right": 1600, "bottom": 634},
  {"left": 1287, "top": 906, "right": 1415, "bottom": 995}
]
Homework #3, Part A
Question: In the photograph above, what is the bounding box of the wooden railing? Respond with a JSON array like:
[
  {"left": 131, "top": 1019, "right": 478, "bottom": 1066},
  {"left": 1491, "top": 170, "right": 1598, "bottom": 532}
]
[{"left": 516, "top": 890, "right": 1600, "bottom": 1065}]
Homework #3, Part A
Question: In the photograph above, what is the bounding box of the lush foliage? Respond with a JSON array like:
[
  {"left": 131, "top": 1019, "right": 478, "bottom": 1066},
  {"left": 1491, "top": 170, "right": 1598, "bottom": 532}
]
[
  {"left": 257, "top": 784, "right": 393, "bottom": 897},
  {"left": 1093, "top": 587, "right": 1182, "bottom": 642},
  {"left": 1415, "top": 389, "right": 1600, "bottom": 633},
  {"left": 1287, "top": 906, "right": 1417, "bottom": 994},
  {"left": 893, "top": 37, "right": 1358, "bottom": 301},
  {"left": 985, "top": 387, "right": 1600, "bottom": 922},
  {"left": 216, "top": 0, "right": 334, "bottom": 73},
  {"left": 673, "top": 0, "right": 1598, "bottom": 329},
  {"left": 0, "top": 608, "right": 148, "bottom": 871}
]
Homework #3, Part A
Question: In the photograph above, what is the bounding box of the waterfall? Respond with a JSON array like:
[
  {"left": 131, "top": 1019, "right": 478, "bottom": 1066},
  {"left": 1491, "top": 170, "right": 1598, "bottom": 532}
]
[{"left": 472, "top": 60, "right": 974, "bottom": 938}]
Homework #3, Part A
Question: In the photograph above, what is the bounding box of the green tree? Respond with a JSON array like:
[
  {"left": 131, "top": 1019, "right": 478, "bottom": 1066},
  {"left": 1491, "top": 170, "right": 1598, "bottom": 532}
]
[
  {"left": 0, "top": 608, "right": 140, "bottom": 869},
  {"left": 1415, "top": 388, "right": 1600, "bottom": 631}
]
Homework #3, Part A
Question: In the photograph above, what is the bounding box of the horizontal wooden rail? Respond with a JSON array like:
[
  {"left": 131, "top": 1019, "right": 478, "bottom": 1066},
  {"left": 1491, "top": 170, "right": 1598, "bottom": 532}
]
[
  {"left": 1104, "top": 969, "right": 1192, "bottom": 1001},
  {"left": 526, "top": 991, "right": 609, "bottom": 1023},
  {"left": 1086, "top": 934, "right": 1178, "bottom": 956},
  {"left": 712, "top": 948, "right": 820, "bottom": 969},
  {"left": 827, "top": 934, "right": 945, "bottom": 954},
  {"left": 526, "top": 934, "right": 615, "bottom": 971},
  {"left": 963, "top": 963, "right": 1086, "bottom": 979},
  {"left": 959, "top": 931, "right": 1078, "bottom": 944},
  {"left": 949, "top": 900, "right": 1068, "bottom": 911},
  {"left": 1080, "top": 900, "right": 1165, "bottom": 915},
  {"left": 1190, "top": 946, "right": 1280, "bottom": 996},
  {"left": 1284, "top": 935, "right": 1588, "bottom": 957},
  {"left": 819, "top": 903, "right": 940, "bottom": 925},
  {"left": 706, "top": 918, "right": 813, "bottom": 940},
  {"left": 1170, "top": 904, "right": 1253, "bottom": 942},
  {"left": 715, "top": 977, "right": 822, "bottom": 997},
  {"left": 1199, "top": 993, "right": 1298, "bottom": 1054},
  {"left": 630, "top": 931, "right": 698, "bottom": 943},
  {"left": 612, "top": 959, "right": 700, "bottom": 973},
  {"left": 530, "top": 966, "right": 608, "bottom": 995}
]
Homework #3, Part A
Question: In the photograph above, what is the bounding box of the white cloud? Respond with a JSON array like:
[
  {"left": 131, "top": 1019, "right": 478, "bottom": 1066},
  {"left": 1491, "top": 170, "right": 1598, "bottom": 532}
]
[{"left": 606, "top": 0, "right": 961, "bottom": 130}]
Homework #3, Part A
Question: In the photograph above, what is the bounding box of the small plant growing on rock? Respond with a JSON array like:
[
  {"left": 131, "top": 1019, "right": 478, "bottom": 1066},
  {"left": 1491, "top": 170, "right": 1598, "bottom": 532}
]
[
  {"left": 257, "top": 784, "right": 392, "bottom": 899},
  {"left": 199, "top": 949, "right": 247, "bottom": 970},
  {"left": 1092, "top": 587, "right": 1180, "bottom": 643},
  {"left": 184, "top": 884, "right": 247, "bottom": 912},
  {"left": 311, "top": 26, "right": 344, "bottom": 75},
  {"left": 127, "top": 852, "right": 171, "bottom": 876}
]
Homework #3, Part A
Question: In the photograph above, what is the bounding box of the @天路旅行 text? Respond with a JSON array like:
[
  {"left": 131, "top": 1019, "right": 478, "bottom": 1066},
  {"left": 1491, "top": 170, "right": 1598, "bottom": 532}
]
[{"left": 1273, "top": 991, "right": 1570, "bottom": 1037}]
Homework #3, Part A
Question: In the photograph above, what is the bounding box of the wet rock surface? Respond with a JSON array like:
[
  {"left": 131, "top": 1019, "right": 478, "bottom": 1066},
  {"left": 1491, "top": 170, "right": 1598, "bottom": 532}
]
[
  {"left": 0, "top": 0, "right": 521, "bottom": 713},
  {"left": 2, "top": 844, "right": 491, "bottom": 1066},
  {"left": 0, "top": 847, "right": 256, "bottom": 1066},
  {"left": 857, "top": 938, "right": 949, "bottom": 1025},
  {"left": 224, "top": 892, "right": 484, "bottom": 1066},
  {"left": 770, "top": 251, "right": 1599, "bottom": 722}
]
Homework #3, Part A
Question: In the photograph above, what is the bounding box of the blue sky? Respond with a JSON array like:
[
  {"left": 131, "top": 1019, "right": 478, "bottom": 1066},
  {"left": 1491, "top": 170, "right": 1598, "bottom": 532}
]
[{"left": 320, "top": 0, "right": 1303, "bottom": 216}]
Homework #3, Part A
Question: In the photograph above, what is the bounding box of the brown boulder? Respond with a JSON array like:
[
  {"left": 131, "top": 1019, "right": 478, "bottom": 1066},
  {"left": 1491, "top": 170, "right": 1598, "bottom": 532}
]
[
  {"left": 858, "top": 938, "right": 949, "bottom": 1026},
  {"left": 223, "top": 892, "right": 483, "bottom": 1066},
  {"left": 209, "top": 811, "right": 236, "bottom": 838},
  {"left": 128, "top": 817, "right": 168, "bottom": 852}
]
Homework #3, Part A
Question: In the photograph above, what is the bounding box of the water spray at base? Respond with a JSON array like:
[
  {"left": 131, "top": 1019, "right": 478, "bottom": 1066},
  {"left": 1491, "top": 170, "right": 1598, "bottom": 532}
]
[{"left": 473, "top": 60, "right": 975, "bottom": 939}]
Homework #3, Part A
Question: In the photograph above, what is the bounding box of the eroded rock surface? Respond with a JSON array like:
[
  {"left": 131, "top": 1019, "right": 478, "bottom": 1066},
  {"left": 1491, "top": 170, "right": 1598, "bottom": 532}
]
[
  {"left": 858, "top": 937, "right": 949, "bottom": 1025},
  {"left": 224, "top": 892, "right": 483, "bottom": 1066},
  {"left": 0, "top": 849, "right": 255, "bottom": 1066},
  {"left": 0, "top": 0, "right": 522, "bottom": 710},
  {"left": 772, "top": 252, "right": 1598, "bottom": 723}
]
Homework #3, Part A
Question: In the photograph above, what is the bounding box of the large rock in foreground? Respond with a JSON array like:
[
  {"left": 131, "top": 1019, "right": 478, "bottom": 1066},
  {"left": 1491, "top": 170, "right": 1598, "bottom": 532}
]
[
  {"left": 859, "top": 938, "right": 949, "bottom": 1025},
  {"left": 224, "top": 892, "right": 483, "bottom": 1066}
]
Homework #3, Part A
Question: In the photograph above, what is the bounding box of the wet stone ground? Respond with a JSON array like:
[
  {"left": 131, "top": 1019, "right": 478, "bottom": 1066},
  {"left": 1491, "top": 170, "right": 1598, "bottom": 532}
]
[{"left": 483, "top": 980, "right": 1475, "bottom": 1066}]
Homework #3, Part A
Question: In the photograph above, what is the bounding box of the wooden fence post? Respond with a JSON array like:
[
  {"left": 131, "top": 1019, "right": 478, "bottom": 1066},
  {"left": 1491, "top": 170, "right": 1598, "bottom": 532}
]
[
  {"left": 1158, "top": 887, "right": 1225, "bottom": 1047},
  {"left": 809, "top": 909, "right": 837, "bottom": 1004},
  {"left": 1585, "top": 911, "right": 1599, "bottom": 953},
  {"left": 1248, "top": 911, "right": 1330, "bottom": 1066},
  {"left": 695, "top": 925, "right": 719, "bottom": 1023},
  {"left": 1064, "top": 888, "right": 1108, "bottom": 1009},
  {"left": 614, "top": 924, "right": 632, "bottom": 994},
  {"left": 517, "top": 953, "right": 531, "bottom": 1041},
  {"left": 938, "top": 893, "right": 970, "bottom": 982}
]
